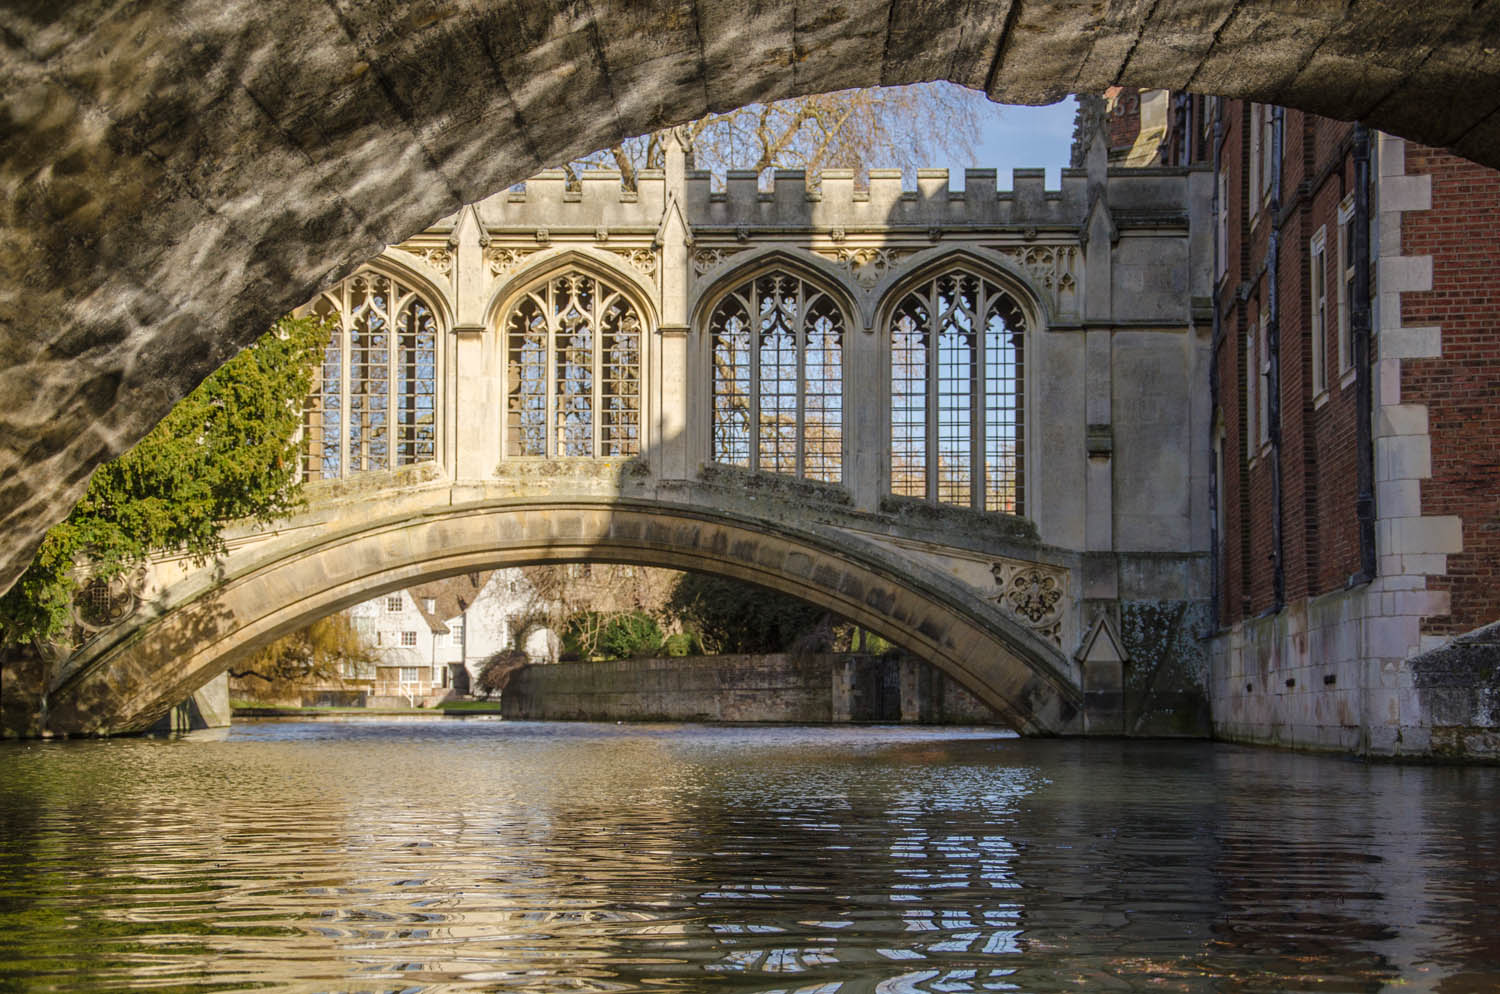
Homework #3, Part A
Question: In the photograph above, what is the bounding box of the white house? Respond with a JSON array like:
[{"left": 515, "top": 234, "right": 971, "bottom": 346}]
[{"left": 345, "top": 568, "right": 554, "bottom": 702}]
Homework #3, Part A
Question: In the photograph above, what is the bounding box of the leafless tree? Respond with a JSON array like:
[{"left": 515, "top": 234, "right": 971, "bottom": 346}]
[{"left": 565, "top": 83, "right": 1001, "bottom": 189}]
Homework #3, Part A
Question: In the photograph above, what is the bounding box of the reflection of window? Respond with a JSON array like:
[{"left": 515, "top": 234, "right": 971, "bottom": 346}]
[
  {"left": 401, "top": 630, "right": 418, "bottom": 647},
  {"left": 889, "top": 270, "right": 1024, "bottom": 514},
  {"left": 708, "top": 271, "right": 844, "bottom": 482},
  {"left": 503, "top": 271, "right": 642, "bottom": 458},
  {"left": 303, "top": 271, "right": 438, "bottom": 480}
]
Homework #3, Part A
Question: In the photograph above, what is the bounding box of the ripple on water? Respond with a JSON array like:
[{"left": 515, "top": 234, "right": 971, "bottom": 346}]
[{"left": 0, "top": 721, "right": 1497, "bottom": 992}]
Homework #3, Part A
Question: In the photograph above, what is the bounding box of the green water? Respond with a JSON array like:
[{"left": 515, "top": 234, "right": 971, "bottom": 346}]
[{"left": 1, "top": 720, "right": 1497, "bottom": 992}]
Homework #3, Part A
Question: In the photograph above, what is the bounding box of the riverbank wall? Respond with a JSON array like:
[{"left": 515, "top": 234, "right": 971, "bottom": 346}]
[{"left": 499, "top": 653, "right": 1002, "bottom": 724}]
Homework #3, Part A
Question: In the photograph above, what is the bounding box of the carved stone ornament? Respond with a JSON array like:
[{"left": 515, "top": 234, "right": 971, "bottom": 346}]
[
  {"left": 818, "top": 247, "right": 910, "bottom": 289},
  {"left": 692, "top": 246, "right": 748, "bottom": 276},
  {"left": 71, "top": 565, "right": 149, "bottom": 645},
  {"left": 487, "top": 245, "right": 539, "bottom": 278},
  {"left": 399, "top": 243, "right": 454, "bottom": 279},
  {"left": 608, "top": 247, "right": 658, "bottom": 277},
  {"left": 991, "top": 559, "right": 1068, "bottom": 648},
  {"left": 991, "top": 243, "right": 1080, "bottom": 312}
]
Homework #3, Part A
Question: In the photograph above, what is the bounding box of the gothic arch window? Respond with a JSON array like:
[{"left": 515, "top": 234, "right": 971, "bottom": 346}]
[
  {"left": 708, "top": 270, "right": 845, "bottom": 482},
  {"left": 302, "top": 271, "right": 439, "bottom": 481},
  {"left": 889, "top": 269, "right": 1025, "bottom": 514},
  {"left": 502, "top": 270, "right": 643, "bottom": 458}
]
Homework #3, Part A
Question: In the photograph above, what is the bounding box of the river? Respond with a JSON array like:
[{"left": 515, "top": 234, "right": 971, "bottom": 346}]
[{"left": 1, "top": 720, "right": 1497, "bottom": 992}]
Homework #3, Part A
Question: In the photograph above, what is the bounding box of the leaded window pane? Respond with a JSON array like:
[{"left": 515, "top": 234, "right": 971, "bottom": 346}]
[
  {"left": 803, "top": 298, "right": 843, "bottom": 484},
  {"left": 707, "top": 271, "right": 844, "bottom": 482},
  {"left": 502, "top": 270, "right": 643, "bottom": 459},
  {"left": 600, "top": 297, "right": 642, "bottom": 457},
  {"left": 888, "top": 270, "right": 1025, "bottom": 515},
  {"left": 396, "top": 299, "right": 438, "bottom": 465},
  {"left": 890, "top": 300, "right": 929, "bottom": 499},
  {"left": 301, "top": 272, "right": 441, "bottom": 482},
  {"left": 710, "top": 298, "right": 752, "bottom": 467}
]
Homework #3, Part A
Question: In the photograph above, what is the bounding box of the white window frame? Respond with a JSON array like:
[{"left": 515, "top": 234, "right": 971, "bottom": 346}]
[
  {"left": 385, "top": 595, "right": 403, "bottom": 614},
  {"left": 1248, "top": 105, "right": 1262, "bottom": 225},
  {"left": 1216, "top": 170, "right": 1229, "bottom": 283},
  {"left": 1258, "top": 310, "right": 1271, "bottom": 450},
  {"left": 1260, "top": 106, "right": 1275, "bottom": 204},
  {"left": 1336, "top": 195, "right": 1357, "bottom": 384},
  {"left": 401, "top": 630, "right": 418, "bottom": 647},
  {"left": 1310, "top": 227, "right": 1328, "bottom": 400}
]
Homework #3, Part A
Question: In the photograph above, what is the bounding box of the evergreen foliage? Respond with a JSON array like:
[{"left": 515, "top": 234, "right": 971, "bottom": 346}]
[
  {"left": 0, "top": 316, "right": 328, "bottom": 647},
  {"left": 667, "top": 572, "right": 827, "bottom": 654}
]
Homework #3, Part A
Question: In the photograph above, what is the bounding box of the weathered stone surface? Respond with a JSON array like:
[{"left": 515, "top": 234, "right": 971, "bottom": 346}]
[
  {"left": 499, "top": 652, "right": 997, "bottom": 724},
  {"left": 29, "top": 489, "right": 1085, "bottom": 736},
  {"left": 3, "top": 1, "right": 1500, "bottom": 598}
]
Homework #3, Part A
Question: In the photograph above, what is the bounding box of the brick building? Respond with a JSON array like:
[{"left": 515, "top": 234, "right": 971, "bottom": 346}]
[{"left": 1091, "top": 91, "right": 1500, "bottom": 753}]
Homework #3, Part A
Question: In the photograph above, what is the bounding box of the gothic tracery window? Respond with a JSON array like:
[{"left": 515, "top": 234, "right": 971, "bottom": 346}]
[
  {"left": 302, "top": 271, "right": 439, "bottom": 481},
  {"left": 503, "top": 271, "right": 642, "bottom": 458},
  {"left": 709, "top": 271, "right": 844, "bottom": 482},
  {"left": 889, "top": 270, "right": 1024, "bottom": 514}
]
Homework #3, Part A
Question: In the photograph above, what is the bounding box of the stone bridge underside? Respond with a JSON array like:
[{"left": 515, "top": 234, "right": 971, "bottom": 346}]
[
  {"left": 4, "top": 1, "right": 1500, "bottom": 595},
  {"left": 39, "top": 484, "right": 1082, "bottom": 737}
]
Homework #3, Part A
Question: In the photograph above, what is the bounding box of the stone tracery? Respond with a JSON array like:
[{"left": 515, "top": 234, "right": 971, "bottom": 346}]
[
  {"left": 301, "top": 271, "right": 439, "bottom": 481},
  {"left": 890, "top": 270, "right": 1025, "bottom": 514},
  {"left": 708, "top": 271, "right": 845, "bottom": 482},
  {"left": 502, "top": 270, "right": 643, "bottom": 459}
]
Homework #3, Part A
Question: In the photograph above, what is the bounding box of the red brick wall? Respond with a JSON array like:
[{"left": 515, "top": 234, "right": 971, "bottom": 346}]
[
  {"left": 1213, "top": 103, "right": 1368, "bottom": 625},
  {"left": 1399, "top": 146, "right": 1500, "bottom": 635}
]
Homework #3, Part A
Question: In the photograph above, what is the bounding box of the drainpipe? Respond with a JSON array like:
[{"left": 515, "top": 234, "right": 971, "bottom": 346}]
[
  {"left": 1208, "top": 99, "right": 1224, "bottom": 629},
  {"left": 1351, "top": 125, "right": 1377, "bottom": 583},
  {"left": 1266, "top": 106, "right": 1286, "bottom": 611}
]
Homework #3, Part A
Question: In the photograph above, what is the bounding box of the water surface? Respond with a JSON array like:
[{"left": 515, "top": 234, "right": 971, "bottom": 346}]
[{"left": 1, "top": 720, "right": 1497, "bottom": 992}]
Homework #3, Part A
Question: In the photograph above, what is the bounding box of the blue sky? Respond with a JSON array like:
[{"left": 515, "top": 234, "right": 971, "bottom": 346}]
[{"left": 935, "top": 96, "right": 1079, "bottom": 189}]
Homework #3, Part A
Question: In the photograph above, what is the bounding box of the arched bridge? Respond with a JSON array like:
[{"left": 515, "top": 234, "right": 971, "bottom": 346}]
[
  {"left": 45, "top": 477, "right": 1088, "bottom": 736},
  {"left": 2, "top": 1, "right": 1499, "bottom": 600},
  {"left": 27, "top": 150, "right": 1212, "bottom": 737}
]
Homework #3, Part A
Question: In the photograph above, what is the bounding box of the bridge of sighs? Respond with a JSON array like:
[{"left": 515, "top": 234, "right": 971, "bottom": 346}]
[{"left": 27, "top": 136, "right": 1215, "bottom": 738}]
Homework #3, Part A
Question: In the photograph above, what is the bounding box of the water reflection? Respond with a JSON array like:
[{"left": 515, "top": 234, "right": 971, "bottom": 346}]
[{"left": 0, "top": 722, "right": 1496, "bottom": 992}]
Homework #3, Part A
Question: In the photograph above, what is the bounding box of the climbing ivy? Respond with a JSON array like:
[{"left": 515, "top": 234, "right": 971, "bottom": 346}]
[{"left": 0, "top": 315, "right": 328, "bottom": 647}]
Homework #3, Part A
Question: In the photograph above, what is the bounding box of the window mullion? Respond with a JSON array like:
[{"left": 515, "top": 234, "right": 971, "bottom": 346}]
[
  {"left": 546, "top": 283, "right": 558, "bottom": 459},
  {"left": 749, "top": 286, "right": 761, "bottom": 474},
  {"left": 592, "top": 294, "right": 602, "bottom": 459},
  {"left": 338, "top": 296, "right": 350, "bottom": 480},
  {"left": 972, "top": 284, "right": 986, "bottom": 511},
  {"left": 795, "top": 283, "right": 807, "bottom": 479},
  {"left": 926, "top": 284, "right": 939, "bottom": 504}
]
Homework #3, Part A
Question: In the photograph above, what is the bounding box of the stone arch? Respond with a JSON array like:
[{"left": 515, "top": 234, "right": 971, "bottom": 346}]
[
  {"left": 694, "top": 252, "right": 859, "bottom": 482},
  {"left": 690, "top": 249, "right": 859, "bottom": 331},
  {"left": 489, "top": 252, "right": 655, "bottom": 460},
  {"left": 43, "top": 498, "right": 1081, "bottom": 738},
  {"left": 484, "top": 247, "right": 661, "bottom": 331},
  {"left": 297, "top": 262, "right": 450, "bottom": 481},
  {"left": 875, "top": 252, "right": 1039, "bottom": 515},
  {"left": 6, "top": 1, "right": 1500, "bottom": 598},
  {"left": 366, "top": 250, "right": 460, "bottom": 330}
]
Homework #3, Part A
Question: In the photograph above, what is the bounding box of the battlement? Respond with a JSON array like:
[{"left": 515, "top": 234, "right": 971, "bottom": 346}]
[{"left": 476, "top": 163, "right": 1194, "bottom": 234}]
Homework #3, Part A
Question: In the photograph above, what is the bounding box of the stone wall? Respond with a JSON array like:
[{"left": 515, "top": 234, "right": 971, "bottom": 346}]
[{"left": 500, "top": 653, "right": 1003, "bottom": 725}]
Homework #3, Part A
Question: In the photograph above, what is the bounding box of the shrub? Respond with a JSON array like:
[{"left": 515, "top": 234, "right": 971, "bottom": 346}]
[{"left": 475, "top": 649, "right": 530, "bottom": 698}]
